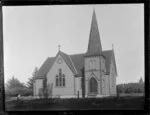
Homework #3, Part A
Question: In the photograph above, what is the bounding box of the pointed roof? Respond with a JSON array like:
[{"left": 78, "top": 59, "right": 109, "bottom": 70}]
[
  {"left": 34, "top": 50, "right": 114, "bottom": 80},
  {"left": 86, "top": 10, "right": 102, "bottom": 56},
  {"left": 102, "top": 50, "right": 113, "bottom": 75},
  {"left": 112, "top": 47, "right": 118, "bottom": 76},
  {"left": 59, "top": 51, "right": 77, "bottom": 75},
  {"left": 34, "top": 57, "right": 55, "bottom": 79}
]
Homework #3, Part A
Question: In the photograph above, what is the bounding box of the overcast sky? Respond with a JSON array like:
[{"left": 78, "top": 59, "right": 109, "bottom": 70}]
[{"left": 3, "top": 4, "right": 144, "bottom": 84}]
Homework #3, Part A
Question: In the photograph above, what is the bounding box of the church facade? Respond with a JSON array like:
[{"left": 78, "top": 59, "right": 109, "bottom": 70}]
[{"left": 33, "top": 10, "right": 118, "bottom": 98}]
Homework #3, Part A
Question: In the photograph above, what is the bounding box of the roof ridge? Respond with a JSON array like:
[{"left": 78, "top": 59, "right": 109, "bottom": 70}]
[
  {"left": 68, "top": 55, "right": 78, "bottom": 75},
  {"left": 59, "top": 50, "right": 68, "bottom": 55},
  {"left": 59, "top": 51, "right": 76, "bottom": 74},
  {"left": 69, "top": 53, "right": 85, "bottom": 56},
  {"left": 102, "top": 50, "right": 113, "bottom": 52}
]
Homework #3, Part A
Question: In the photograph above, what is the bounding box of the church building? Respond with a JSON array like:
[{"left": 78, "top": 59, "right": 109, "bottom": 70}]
[{"left": 33, "top": 10, "right": 118, "bottom": 98}]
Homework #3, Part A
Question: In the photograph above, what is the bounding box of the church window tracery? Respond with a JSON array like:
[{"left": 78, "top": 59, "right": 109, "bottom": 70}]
[
  {"left": 93, "top": 60, "right": 96, "bottom": 69},
  {"left": 56, "top": 75, "right": 59, "bottom": 86},
  {"left": 89, "top": 60, "right": 92, "bottom": 69},
  {"left": 63, "top": 74, "right": 65, "bottom": 86},
  {"left": 56, "top": 69, "right": 65, "bottom": 87},
  {"left": 89, "top": 60, "right": 96, "bottom": 70}
]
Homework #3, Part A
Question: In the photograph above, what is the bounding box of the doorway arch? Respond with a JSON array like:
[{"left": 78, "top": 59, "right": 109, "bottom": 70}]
[{"left": 89, "top": 77, "right": 98, "bottom": 94}]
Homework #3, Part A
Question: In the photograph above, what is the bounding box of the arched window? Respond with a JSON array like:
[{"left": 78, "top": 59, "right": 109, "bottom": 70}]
[
  {"left": 56, "top": 69, "right": 65, "bottom": 87},
  {"left": 89, "top": 60, "right": 96, "bottom": 70},
  {"left": 59, "top": 76, "right": 62, "bottom": 86},
  {"left": 62, "top": 74, "right": 65, "bottom": 86},
  {"left": 59, "top": 69, "right": 62, "bottom": 86},
  {"left": 59, "top": 69, "right": 62, "bottom": 76},
  {"left": 89, "top": 77, "right": 98, "bottom": 93},
  {"left": 89, "top": 60, "right": 93, "bottom": 69},
  {"left": 56, "top": 75, "right": 59, "bottom": 86},
  {"left": 92, "top": 60, "right": 96, "bottom": 70}
]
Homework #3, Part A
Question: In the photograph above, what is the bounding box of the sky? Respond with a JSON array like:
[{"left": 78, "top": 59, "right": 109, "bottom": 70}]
[{"left": 2, "top": 4, "right": 144, "bottom": 84}]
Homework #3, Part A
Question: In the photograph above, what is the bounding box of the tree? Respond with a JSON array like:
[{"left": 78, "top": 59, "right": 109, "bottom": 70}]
[
  {"left": 117, "top": 82, "right": 145, "bottom": 94},
  {"left": 42, "top": 75, "right": 48, "bottom": 98},
  {"left": 139, "top": 77, "right": 144, "bottom": 84},
  {"left": 6, "top": 76, "right": 21, "bottom": 88},
  {"left": 6, "top": 76, "right": 25, "bottom": 90},
  {"left": 26, "top": 67, "right": 38, "bottom": 95},
  {"left": 5, "top": 76, "right": 28, "bottom": 97}
]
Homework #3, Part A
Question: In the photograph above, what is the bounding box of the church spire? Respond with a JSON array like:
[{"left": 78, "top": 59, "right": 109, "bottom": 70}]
[{"left": 86, "top": 10, "right": 102, "bottom": 56}]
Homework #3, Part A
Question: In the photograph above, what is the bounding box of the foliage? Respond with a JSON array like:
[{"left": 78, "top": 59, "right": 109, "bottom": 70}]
[
  {"left": 5, "top": 76, "right": 31, "bottom": 97},
  {"left": 26, "top": 67, "right": 38, "bottom": 96},
  {"left": 139, "top": 77, "right": 144, "bottom": 84},
  {"left": 117, "top": 82, "right": 144, "bottom": 94},
  {"left": 27, "top": 67, "right": 38, "bottom": 89},
  {"left": 42, "top": 75, "right": 49, "bottom": 98}
]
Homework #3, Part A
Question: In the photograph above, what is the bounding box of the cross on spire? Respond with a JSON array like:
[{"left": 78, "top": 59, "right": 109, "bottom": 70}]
[
  {"left": 58, "top": 45, "right": 61, "bottom": 51},
  {"left": 112, "top": 44, "right": 114, "bottom": 50}
]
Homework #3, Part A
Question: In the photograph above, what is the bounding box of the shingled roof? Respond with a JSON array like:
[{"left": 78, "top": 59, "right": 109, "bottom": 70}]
[
  {"left": 34, "top": 10, "right": 115, "bottom": 80},
  {"left": 102, "top": 50, "right": 113, "bottom": 74},
  {"left": 59, "top": 51, "right": 77, "bottom": 75},
  {"left": 86, "top": 10, "right": 102, "bottom": 56},
  {"left": 34, "top": 50, "right": 113, "bottom": 80},
  {"left": 34, "top": 57, "right": 55, "bottom": 79}
]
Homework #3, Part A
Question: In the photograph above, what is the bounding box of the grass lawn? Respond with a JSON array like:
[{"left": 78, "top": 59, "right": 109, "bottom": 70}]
[{"left": 5, "top": 95, "right": 145, "bottom": 111}]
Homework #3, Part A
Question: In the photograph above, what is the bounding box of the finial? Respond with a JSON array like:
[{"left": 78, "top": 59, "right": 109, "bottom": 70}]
[
  {"left": 93, "top": 6, "right": 95, "bottom": 10},
  {"left": 93, "top": 6, "right": 96, "bottom": 14},
  {"left": 112, "top": 44, "right": 114, "bottom": 50},
  {"left": 58, "top": 45, "right": 61, "bottom": 51}
]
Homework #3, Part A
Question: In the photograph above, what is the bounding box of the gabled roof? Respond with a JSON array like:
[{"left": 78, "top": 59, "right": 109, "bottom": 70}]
[
  {"left": 102, "top": 50, "right": 113, "bottom": 74},
  {"left": 34, "top": 10, "right": 116, "bottom": 80},
  {"left": 86, "top": 10, "right": 102, "bottom": 56},
  {"left": 34, "top": 57, "right": 55, "bottom": 79},
  {"left": 34, "top": 51, "right": 77, "bottom": 79},
  {"left": 59, "top": 51, "right": 77, "bottom": 75},
  {"left": 112, "top": 49, "right": 118, "bottom": 76},
  {"left": 34, "top": 50, "right": 113, "bottom": 80},
  {"left": 70, "top": 53, "right": 85, "bottom": 76}
]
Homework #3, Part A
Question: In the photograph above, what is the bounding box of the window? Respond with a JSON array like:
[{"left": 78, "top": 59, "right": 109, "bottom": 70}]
[
  {"left": 56, "top": 75, "right": 59, "bottom": 86},
  {"left": 57, "top": 58, "right": 63, "bottom": 64},
  {"left": 59, "top": 76, "right": 62, "bottom": 86},
  {"left": 92, "top": 60, "right": 96, "bottom": 70},
  {"left": 56, "top": 69, "right": 65, "bottom": 87},
  {"left": 89, "top": 60, "right": 92, "bottom": 69},
  {"left": 89, "top": 60, "right": 96, "bottom": 70},
  {"left": 63, "top": 74, "right": 65, "bottom": 86}
]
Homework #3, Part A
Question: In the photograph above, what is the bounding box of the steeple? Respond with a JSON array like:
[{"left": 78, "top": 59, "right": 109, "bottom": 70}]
[{"left": 86, "top": 10, "right": 102, "bottom": 56}]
